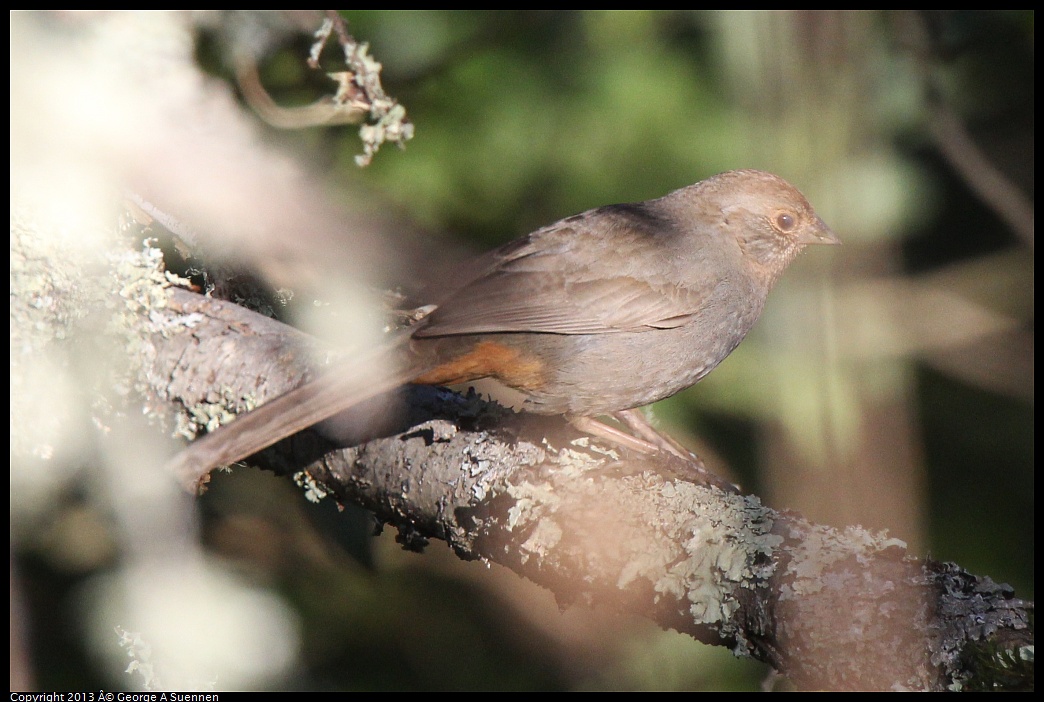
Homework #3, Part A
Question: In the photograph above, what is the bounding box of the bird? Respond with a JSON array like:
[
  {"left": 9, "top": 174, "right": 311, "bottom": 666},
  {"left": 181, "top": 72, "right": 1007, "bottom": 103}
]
[{"left": 170, "top": 169, "right": 839, "bottom": 489}]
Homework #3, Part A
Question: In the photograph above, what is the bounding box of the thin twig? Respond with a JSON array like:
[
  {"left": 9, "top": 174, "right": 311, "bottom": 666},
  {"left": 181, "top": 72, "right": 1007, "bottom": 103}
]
[{"left": 893, "top": 11, "right": 1034, "bottom": 249}]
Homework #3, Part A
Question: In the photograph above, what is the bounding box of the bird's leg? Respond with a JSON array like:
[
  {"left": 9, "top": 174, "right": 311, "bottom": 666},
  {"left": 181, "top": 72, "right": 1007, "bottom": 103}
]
[
  {"left": 580, "top": 409, "right": 741, "bottom": 494},
  {"left": 567, "top": 415, "right": 662, "bottom": 455},
  {"left": 612, "top": 408, "right": 695, "bottom": 462}
]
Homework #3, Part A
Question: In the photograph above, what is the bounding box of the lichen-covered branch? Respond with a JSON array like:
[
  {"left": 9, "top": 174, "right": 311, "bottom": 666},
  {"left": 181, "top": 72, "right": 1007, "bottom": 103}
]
[{"left": 141, "top": 285, "right": 1032, "bottom": 691}]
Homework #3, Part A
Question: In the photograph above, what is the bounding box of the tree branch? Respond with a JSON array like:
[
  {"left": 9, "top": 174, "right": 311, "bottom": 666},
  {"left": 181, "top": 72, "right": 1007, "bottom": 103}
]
[{"left": 144, "top": 285, "right": 1032, "bottom": 691}]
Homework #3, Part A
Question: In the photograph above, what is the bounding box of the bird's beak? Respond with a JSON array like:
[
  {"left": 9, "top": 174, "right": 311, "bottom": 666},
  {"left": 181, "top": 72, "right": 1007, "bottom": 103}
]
[{"left": 801, "top": 215, "right": 841, "bottom": 246}]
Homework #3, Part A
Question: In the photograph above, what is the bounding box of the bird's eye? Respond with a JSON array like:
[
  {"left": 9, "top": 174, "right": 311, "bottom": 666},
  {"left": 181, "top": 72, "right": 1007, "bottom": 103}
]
[{"left": 774, "top": 211, "right": 797, "bottom": 232}]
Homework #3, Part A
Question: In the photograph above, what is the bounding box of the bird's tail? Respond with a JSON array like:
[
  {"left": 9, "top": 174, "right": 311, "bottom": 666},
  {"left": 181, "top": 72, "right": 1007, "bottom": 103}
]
[{"left": 167, "top": 331, "right": 433, "bottom": 492}]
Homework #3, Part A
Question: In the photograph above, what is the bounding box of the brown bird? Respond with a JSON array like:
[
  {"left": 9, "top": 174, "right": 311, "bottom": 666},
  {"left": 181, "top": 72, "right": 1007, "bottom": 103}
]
[{"left": 171, "top": 169, "right": 839, "bottom": 489}]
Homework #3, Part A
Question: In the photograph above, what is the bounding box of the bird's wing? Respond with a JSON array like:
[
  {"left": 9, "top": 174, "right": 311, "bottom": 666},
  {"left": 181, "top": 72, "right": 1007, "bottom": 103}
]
[{"left": 415, "top": 215, "right": 717, "bottom": 337}]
